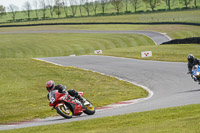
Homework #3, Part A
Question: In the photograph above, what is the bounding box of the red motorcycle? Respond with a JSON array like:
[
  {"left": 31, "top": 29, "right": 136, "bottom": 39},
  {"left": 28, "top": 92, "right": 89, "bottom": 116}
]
[{"left": 48, "top": 90, "right": 95, "bottom": 119}]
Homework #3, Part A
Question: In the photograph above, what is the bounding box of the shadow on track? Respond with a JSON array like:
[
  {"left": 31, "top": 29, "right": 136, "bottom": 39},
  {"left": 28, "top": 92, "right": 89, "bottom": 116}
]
[
  {"left": 179, "top": 88, "right": 200, "bottom": 93},
  {"left": 43, "top": 114, "right": 89, "bottom": 122}
]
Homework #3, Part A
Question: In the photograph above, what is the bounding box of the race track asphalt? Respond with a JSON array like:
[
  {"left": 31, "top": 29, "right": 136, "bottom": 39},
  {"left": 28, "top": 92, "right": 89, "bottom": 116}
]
[{"left": 1, "top": 30, "right": 199, "bottom": 131}]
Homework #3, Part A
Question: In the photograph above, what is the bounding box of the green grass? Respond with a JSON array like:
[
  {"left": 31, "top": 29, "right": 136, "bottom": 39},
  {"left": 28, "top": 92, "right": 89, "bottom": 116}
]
[
  {"left": 0, "top": 58, "right": 147, "bottom": 124},
  {"left": 98, "top": 44, "right": 200, "bottom": 62},
  {"left": 2, "top": 104, "right": 200, "bottom": 133},
  {"left": 1, "top": 24, "right": 200, "bottom": 39},
  {"left": 0, "top": 33, "right": 154, "bottom": 58}
]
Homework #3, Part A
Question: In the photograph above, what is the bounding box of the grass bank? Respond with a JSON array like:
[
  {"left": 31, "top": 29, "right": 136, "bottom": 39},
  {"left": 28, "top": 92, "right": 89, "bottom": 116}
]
[
  {"left": 0, "top": 33, "right": 154, "bottom": 58},
  {"left": 1, "top": 9, "right": 200, "bottom": 25},
  {"left": 0, "top": 24, "right": 199, "bottom": 40},
  {"left": 2, "top": 104, "right": 200, "bottom": 133}
]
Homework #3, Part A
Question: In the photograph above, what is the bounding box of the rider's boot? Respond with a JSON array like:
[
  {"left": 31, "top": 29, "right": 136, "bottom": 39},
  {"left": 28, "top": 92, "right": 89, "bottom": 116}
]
[
  {"left": 194, "top": 77, "right": 197, "bottom": 82},
  {"left": 76, "top": 95, "right": 86, "bottom": 108},
  {"left": 197, "top": 78, "right": 200, "bottom": 84},
  {"left": 68, "top": 89, "right": 86, "bottom": 106}
]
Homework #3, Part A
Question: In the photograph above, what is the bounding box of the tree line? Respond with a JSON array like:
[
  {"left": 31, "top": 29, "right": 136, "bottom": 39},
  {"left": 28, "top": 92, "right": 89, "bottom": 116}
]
[{"left": 0, "top": 0, "right": 199, "bottom": 22}]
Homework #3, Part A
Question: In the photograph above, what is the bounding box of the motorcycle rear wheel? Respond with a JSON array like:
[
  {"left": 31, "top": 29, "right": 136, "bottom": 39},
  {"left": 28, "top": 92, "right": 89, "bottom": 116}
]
[{"left": 56, "top": 104, "right": 73, "bottom": 119}]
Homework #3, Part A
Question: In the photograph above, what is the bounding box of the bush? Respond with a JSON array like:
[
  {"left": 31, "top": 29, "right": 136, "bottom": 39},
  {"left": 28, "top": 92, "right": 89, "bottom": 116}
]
[
  {"left": 31, "top": 18, "right": 39, "bottom": 21},
  {"left": 162, "top": 37, "right": 200, "bottom": 45},
  {"left": 156, "top": 9, "right": 167, "bottom": 12},
  {"left": 25, "top": 18, "right": 31, "bottom": 21},
  {"left": 173, "top": 8, "right": 182, "bottom": 11},
  {"left": 7, "top": 20, "right": 13, "bottom": 22},
  {"left": 135, "top": 10, "right": 145, "bottom": 14},
  {"left": 124, "top": 11, "right": 132, "bottom": 14},
  {"left": 16, "top": 19, "right": 24, "bottom": 22},
  {"left": 145, "top": 10, "right": 152, "bottom": 13}
]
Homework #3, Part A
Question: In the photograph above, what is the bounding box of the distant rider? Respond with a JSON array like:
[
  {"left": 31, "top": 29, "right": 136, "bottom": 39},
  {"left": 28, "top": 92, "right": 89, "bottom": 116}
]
[
  {"left": 46, "top": 80, "right": 85, "bottom": 105},
  {"left": 187, "top": 54, "right": 200, "bottom": 81},
  {"left": 187, "top": 54, "right": 200, "bottom": 73}
]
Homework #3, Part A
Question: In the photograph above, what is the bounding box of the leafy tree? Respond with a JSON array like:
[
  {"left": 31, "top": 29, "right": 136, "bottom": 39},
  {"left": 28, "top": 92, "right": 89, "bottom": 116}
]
[
  {"left": 100, "top": 0, "right": 109, "bottom": 15},
  {"left": 123, "top": 0, "right": 129, "bottom": 12},
  {"left": 70, "top": 0, "right": 78, "bottom": 17},
  {"left": 62, "top": 0, "right": 69, "bottom": 17},
  {"left": 47, "top": 0, "right": 55, "bottom": 18},
  {"left": 182, "top": 0, "right": 193, "bottom": 8},
  {"left": 40, "top": 0, "right": 47, "bottom": 19},
  {"left": 164, "top": 0, "right": 175, "bottom": 10},
  {"left": 0, "top": 5, "right": 6, "bottom": 17},
  {"left": 91, "top": 0, "right": 98, "bottom": 15},
  {"left": 54, "top": 0, "right": 62, "bottom": 18},
  {"left": 110, "top": 0, "right": 124, "bottom": 14},
  {"left": 33, "top": 0, "right": 39, "bottom": 18},
  {"left": 78, "top": 0, "right": 84, "bottom": 16},
  {"left": 7, "top": 4, "right": 19, "bottom": 21},
  {"left": 130, "top": 0, "right": 140, "bottom": 12},
  {"left": 143, "top": 0, "right": 161, "bottom": 11},
  {"left": 83, "top": 0, "right": 91, "bottom": 16},
  {"left": 23, "top": 1, "right": 32, "bottom": 19},
  {"left": 194, "top": 0, "right": 197, "bottom": 8},
  {"left": 193, "top": 0, "right": 200, "bottom": 8}
]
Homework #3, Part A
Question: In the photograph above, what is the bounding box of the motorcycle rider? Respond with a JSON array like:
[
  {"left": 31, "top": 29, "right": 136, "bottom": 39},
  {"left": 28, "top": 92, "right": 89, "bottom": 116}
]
[
  {"left": 46, "top": 80, "right": 86, "bottom": 105},
  {"left": 187, "top": 54, "right": 200, "bottom": 82}
]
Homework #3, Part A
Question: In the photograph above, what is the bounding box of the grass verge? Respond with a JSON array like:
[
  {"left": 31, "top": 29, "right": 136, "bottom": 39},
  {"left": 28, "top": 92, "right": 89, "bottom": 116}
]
[
  {"left": 98, "top": 44, "right": 200, "bottom": 62},
  {"left": 1, "top": 9, "right": 200, "bottom": 25},
  {"left": 2, "top": 104, "right": 200, "bottom": 133},
  {"left": 0, "top": 24, "right": 199, "bottom": 40}
]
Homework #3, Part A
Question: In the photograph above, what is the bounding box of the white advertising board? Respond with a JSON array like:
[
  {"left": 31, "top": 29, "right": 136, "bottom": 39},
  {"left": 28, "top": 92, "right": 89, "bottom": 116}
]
[
  {"left": 94, "top": 50, "right": 103, "bottom": 54},
  {"left": 141, "top": 51, "right": 152, "bottom": 58}
]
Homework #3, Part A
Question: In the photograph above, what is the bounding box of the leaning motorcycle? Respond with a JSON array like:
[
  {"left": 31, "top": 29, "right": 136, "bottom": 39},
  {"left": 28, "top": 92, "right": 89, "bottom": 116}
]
[
  {"left": 48, "top": 90, "right": 95, "bottom": 119},
  {"left": 191, "top": 65, "right": 200, "bottom": 84}
]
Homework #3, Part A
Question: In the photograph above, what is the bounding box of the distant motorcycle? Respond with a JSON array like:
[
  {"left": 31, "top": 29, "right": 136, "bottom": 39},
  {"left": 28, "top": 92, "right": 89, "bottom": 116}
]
[
  {"left": 191, "top": 65, "right": 200, "bottom": 84},
  {"left": 48, "top": 90, "right": 95, "bottom": 119}
]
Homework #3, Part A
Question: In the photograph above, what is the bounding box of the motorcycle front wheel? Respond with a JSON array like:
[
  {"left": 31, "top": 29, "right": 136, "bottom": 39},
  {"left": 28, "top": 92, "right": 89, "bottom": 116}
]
[
  {"left": 56, "top": 104, "right": 73, "bottom": 119},
  {"left": 83, "top": 100, "right": 95, "bottom": 115}
]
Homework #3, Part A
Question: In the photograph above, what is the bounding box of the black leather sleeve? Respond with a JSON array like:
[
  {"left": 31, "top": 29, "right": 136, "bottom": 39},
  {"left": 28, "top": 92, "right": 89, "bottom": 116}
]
[
  {"left": 188, "top": 62, "right": 192, "bottom": 72},
  {"left": 68, "top": 89, "right": 78, "bottom": 97},
  {"left": 197, "top": 58, "right": 200, "bottom": 65},
  {"left": 55, "top": 84, "right": 66, "bottom": 93},
  {"left": 47, "top": 93, "right": 49, "bottom": 100}
]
